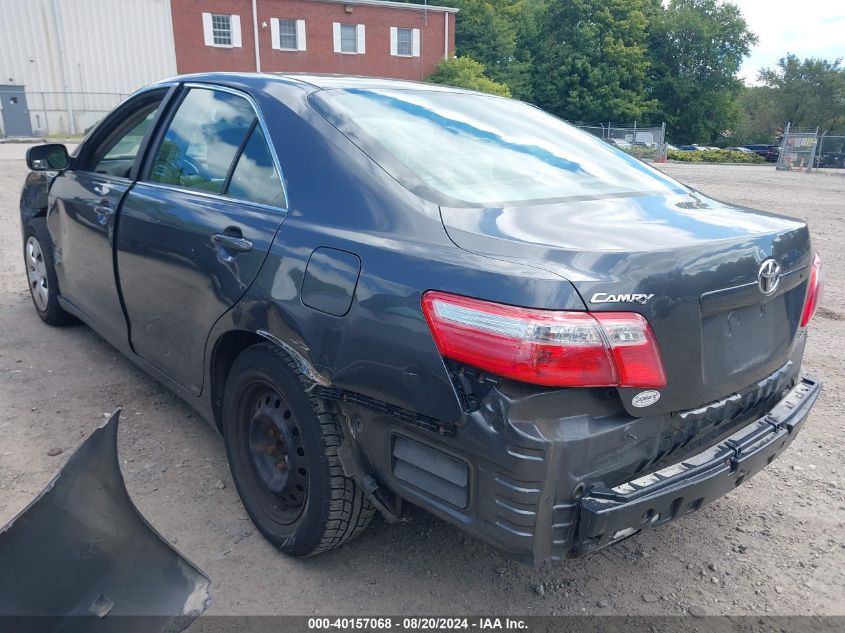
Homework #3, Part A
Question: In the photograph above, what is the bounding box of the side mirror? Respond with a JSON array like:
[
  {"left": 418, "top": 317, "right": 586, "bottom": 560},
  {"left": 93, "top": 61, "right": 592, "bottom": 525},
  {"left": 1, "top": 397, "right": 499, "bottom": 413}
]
[{"left": 26, "top": 144, "right": 70, "bottom": 171}]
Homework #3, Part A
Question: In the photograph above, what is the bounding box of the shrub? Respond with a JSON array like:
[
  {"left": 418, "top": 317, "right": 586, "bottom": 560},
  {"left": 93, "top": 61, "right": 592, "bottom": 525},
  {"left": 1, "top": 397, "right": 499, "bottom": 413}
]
[
  {"left": 428, "top": 56, "right": 512, "bottom": 97},
  {"left": 667, "top": 149, "right": 764, "bottom": 163}
]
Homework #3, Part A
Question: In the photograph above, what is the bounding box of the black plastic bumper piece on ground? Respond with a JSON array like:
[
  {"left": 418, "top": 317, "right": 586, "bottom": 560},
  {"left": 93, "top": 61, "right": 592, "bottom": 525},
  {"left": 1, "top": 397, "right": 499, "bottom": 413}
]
[
  {"left": 573, "top": 375, "right": 821, "bottom": 556},
  {"left": 0, "top": 411, "right": 211, "bottom": 633}
]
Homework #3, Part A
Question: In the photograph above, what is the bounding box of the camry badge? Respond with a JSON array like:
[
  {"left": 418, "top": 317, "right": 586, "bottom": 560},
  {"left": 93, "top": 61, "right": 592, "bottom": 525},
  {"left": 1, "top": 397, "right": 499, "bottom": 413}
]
[
  {"left": 757, "top": 258, "right": 781, "bottom": 296},
  {"left": 590, "top": 292, "right": 654, "bottom": 305},
  {"left": 632, "top": 390, "right": 661, "bottom": 408}
]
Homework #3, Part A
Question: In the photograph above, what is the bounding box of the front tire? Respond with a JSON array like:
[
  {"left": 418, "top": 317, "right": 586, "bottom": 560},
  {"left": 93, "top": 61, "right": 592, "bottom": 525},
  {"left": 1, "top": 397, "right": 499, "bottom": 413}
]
[
  {"left": 23, "top": 217, "right": 72, "bottom": 326},
  {"left": 222, "top": 343, "right": 375, "bottom": 556}
]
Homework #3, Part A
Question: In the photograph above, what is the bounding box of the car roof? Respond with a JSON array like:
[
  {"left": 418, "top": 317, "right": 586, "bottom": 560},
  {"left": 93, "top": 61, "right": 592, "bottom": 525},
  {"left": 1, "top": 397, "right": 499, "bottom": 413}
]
[{"left": 157, "top": 72, "right": 479, "bottom": 95}]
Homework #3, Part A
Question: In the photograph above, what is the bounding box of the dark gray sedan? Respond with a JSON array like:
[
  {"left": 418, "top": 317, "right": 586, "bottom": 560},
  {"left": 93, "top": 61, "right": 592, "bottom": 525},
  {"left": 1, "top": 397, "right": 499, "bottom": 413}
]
[{"left": 20, "top": 74, "right": 822, "bottom": 564}]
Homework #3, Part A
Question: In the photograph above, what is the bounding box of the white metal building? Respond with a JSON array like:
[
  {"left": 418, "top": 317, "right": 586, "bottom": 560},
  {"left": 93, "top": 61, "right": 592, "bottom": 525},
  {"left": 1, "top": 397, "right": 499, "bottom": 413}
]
[{"left": 0, "top": 0, "right": 178, "bottom": 136}]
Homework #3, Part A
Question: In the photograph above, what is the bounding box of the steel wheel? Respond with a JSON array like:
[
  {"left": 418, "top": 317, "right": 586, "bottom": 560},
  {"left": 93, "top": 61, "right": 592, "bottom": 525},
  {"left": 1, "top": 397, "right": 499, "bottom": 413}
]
[
  {"left": 240, "top": 383, "right": 309, "bottom": 525},
  {"left": 223, "top": 343, "right": 375, "bottom": 555},
  {"left": 26, "top": 236, "right": 49, "bottom": 312}
]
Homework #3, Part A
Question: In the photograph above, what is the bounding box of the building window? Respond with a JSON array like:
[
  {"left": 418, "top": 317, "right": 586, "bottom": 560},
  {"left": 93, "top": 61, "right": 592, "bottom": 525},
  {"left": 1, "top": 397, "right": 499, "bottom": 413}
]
[
  {"left": 211, "top": 14, "right": 232, "bottom": 46},
  {"left": 396, "top": 28, "right": 412, "bottom": 56},
  {"left": 272, "top": 18, "right": 306, "bottom": 51},
  {"left": 340, "top": 24, "right": 357, "bottom": 53},
  {"left": 279, "top": 19, "right": 297, "bottom": 49},
  {"left": 333, "top": 22, "right": 364, "bottom": 54},
  {"left": 390, "top": 27, "right": 420, "bottom": 57},
  {"left": 202, "top": 12, "right": 242, "bottom": 48}
]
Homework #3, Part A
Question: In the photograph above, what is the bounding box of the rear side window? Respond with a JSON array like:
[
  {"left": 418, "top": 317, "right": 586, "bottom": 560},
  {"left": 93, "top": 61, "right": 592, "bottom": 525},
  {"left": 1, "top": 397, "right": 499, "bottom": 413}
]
[
  {"left": 227, "top": 126, "right": 285, "bottom": 207},
  {"left": 148, "top": 88, "right": 255, "bottom": 194}
]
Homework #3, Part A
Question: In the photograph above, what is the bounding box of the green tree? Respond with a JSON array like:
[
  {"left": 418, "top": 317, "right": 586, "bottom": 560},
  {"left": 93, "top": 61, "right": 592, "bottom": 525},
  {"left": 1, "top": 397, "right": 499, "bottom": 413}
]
[
  {"left": 732, "top": 85, "right": 783, "bottom": 144},
  {"left": 758, "top": 55, "right": 845, "bottom": 133},
  {"left": 454, "top": 0, "right": 536, "bottom": 99},
  {"left": 428, "top": 56, "right": 512, "bottom": 96},
  {"left": 647, "top": 0, "right": 757, "bottom": 143},
  {"left": 530, "top": 0, "right": 657, "bottom": 122}
]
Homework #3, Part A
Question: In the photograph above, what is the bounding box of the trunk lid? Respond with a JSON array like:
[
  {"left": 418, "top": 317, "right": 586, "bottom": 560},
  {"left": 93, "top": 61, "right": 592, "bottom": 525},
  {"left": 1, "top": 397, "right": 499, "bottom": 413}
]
[{"left": 440, "top": 191, "right": 812, "bottom": 415}]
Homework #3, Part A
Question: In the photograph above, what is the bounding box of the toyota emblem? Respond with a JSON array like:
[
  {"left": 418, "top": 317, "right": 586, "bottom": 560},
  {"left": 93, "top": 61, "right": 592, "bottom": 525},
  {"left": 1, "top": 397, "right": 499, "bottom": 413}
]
[{"left": 758, "top": 258, "right": 781, "bottom": 296}]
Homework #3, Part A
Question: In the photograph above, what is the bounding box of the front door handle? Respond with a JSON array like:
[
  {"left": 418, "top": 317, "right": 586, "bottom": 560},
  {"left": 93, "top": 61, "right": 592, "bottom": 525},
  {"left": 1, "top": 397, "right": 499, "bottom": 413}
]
[
  {"left": 211, "top": 233, "right": 253, "bottom": 254},
  {"left": 94, "top": 204, "right": 115, "bottom": 225}
]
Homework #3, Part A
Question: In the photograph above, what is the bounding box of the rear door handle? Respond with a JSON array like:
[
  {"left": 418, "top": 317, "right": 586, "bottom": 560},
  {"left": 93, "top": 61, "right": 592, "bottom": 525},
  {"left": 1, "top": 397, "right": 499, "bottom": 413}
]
[{"left": 211, "top": 233, "right": 253, "bottom": 254}]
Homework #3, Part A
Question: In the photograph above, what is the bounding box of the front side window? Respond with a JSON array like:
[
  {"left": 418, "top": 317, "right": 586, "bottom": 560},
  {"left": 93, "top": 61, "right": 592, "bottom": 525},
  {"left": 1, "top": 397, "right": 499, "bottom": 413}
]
[
  {"left": 93, "top": 109, "right": 157, "bottom": 174},
  {"left": 313, "top": 89, "right": 687, "bottom": 207},
  {"left": 212, "top": 14, "right": 232, "bottom": 46},
  {"left": 148, "top": 88, "right": 254, "bottom": 194},
  {"left": 340, "top": 24, "right": 357, "bottom": 53},
  {"left": 396, "top": 28, "right": 412, "bottom": 56},
  {"left": 83, "top": 95, "right": 163, "bottom": 178},
  {"left": 279, "top": 19, "right": 297, "bottom": 49}
]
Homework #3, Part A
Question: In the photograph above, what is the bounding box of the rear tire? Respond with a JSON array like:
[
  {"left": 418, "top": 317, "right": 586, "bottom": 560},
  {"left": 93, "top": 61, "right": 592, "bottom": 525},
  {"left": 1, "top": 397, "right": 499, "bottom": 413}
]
[
  {"left": 23, "top": 217, "right": 73, "bottom": 326},
  {"left": 222, "top": 343, "right": 375, "bottom": 556}
]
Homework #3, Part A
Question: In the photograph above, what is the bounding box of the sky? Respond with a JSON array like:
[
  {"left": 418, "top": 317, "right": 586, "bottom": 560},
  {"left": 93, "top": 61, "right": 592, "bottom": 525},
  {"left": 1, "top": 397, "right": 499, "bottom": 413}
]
[{"left": 734, "top": 0, "right": 845, "bottom": 84}]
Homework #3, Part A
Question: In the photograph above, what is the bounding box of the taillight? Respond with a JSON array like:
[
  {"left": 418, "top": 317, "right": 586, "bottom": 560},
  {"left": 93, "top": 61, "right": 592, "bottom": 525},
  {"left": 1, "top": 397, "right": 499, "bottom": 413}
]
[
  {"left": 421, "top": 291, "right": 666, "bottom": 388},
  {"left": 800, "top": 253, "right": 823, "bottom": 327}
]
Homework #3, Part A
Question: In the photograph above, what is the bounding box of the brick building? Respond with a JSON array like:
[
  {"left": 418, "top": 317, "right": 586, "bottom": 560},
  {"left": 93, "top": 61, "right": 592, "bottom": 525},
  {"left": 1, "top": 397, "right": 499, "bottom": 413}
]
[
  {"left": 0, "top": 0, "right": 457, "bottom": 137},
  {"left": 171, "top": 0, "right": 458, "bottom": 81}
]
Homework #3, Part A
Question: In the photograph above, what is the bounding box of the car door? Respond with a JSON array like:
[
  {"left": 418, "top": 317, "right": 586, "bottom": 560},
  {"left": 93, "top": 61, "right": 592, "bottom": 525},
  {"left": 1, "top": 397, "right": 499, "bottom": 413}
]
[
  {"left": 46, "top": 88, "right": 171, "bottom": 345},
  {"left": 116, "top": 85, "right": 287, "bottom": 395}
]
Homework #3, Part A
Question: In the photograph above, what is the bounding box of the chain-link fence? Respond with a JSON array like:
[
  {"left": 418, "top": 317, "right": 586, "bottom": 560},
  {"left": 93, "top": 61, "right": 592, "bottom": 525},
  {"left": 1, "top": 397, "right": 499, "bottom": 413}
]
[
  {"left": 578, "top": 122, "right": 668, "bottom": 162},
  {"left": 776, "top": 124, "right": 820, "bottom": 172},
  {"left": 0, "top": 90, "right": 129, "bottom": 138},
  {"left": 815, "top": 133, "right": 845, "bottom": 169}
]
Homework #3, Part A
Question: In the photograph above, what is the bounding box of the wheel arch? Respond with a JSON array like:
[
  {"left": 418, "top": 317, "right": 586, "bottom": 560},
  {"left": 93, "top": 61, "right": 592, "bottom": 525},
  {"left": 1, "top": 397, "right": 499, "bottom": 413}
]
[
  {"left": 208, "top": 328, "right": 330, "bottom": 434},
  {"left": 20, "top": 171, "right": 59, "bottom": 238},
  {"left": 209, "top": 329, "right": 266, "bottom": 433}
]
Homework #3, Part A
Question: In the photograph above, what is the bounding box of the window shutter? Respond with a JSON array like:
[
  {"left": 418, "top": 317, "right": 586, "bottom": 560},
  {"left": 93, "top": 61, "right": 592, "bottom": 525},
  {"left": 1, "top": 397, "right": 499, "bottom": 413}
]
[
  {"left": 270, "top": 18, "right": 280, "bottom": 50},
  {"left": 332, "top": 22, "right": 341, "bottom": 53},
  {"left": 296, "top": 19, "right": 306, "bottom": 51},
  {"left": 356, "top": 24, "right": 365, "bottom": 54},
  {"left": 390, "top": 27, "right": 398, "bottom": 56},
  {"left": 202, "top": 12, "right": 214, "bottom": 46},
  {"left": 412, "top": 28, "right": 420, "bottom": 57},
  {"left": 231, "top": 14, "right": 242, "bottom": 48}
]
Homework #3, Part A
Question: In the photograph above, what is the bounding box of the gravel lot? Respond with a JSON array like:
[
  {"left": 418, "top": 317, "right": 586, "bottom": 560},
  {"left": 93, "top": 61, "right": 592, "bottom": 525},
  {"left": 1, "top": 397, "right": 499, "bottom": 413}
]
[{"left": 1, "top": 147, "right": 843, "bottom": 617}]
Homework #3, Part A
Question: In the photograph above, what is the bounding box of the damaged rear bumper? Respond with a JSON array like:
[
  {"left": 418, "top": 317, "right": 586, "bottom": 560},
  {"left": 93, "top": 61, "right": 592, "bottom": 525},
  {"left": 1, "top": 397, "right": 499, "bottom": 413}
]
[
  {"left": 574, "top": 375, "right": 820, "bottom": 556},
  {"left": 349, "top": 368, "right": 821, "bottom": 565}
]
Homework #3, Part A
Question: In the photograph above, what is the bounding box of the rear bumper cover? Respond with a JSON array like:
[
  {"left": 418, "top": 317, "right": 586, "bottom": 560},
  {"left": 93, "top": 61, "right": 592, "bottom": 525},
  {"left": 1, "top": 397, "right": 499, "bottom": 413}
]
[
  {"left": 351, "top": 370, "right": 821, "bottom": 565},
  {"left": 0, "top": 412, "right": 211, "bottom": 629},
  {"left": 574, "top": 375, "right": 819, "bottom": 556}
]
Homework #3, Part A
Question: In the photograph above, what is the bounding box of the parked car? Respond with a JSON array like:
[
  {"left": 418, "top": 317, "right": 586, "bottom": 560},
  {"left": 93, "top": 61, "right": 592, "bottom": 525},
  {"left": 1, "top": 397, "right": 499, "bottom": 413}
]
[
  {"left": 20, "top": 74, "right": 823, "bottom": 565},
  {"left": 745, "top": 143, "right": 781, "bottom": 162},
  {"left": 677, "top": 144, "right": 703, "bottom": 151},
  {"left": 606, "top": 138, "right": 633, "bottom": 150},
  {"left": 815, "top": 140, "right": 845, "bottom": 168},
  {"left": 726, "top": 146, "right": 755, "bottom": 153},
  {"left": 816, "top": 152, "right": 845, "bottom": 168}
]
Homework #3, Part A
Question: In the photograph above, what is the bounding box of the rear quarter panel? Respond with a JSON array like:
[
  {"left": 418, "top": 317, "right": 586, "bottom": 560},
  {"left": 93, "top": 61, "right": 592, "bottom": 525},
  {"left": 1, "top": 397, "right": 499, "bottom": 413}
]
[{"left": 205, "top": 82, "right": 586, "bottom": 424}]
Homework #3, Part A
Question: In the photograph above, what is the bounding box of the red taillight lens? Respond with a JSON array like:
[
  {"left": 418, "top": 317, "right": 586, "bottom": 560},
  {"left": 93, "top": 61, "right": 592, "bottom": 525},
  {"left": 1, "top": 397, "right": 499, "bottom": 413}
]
[
  {"left": 421, "top": 291, "right": 666, "bottom": 388},
  {"left": 800, "top": 253, "right": 823, "bottom": 327}
]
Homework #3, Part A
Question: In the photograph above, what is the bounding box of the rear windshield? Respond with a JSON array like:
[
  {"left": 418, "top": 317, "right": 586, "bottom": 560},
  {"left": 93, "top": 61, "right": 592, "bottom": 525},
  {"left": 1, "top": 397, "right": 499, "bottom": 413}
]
[{"left": 311, "top": 88, "right": 687, "bottom": 207}]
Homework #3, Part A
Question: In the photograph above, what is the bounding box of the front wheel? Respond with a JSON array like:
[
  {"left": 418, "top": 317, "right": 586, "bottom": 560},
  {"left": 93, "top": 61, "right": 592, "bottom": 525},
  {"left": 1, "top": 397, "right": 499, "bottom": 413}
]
[
  {"left": 23, "top": 217, "right": 73, "bottom": 326},
  {"left": 222, "top": 343, "right": 375, "bottom": 556}
]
